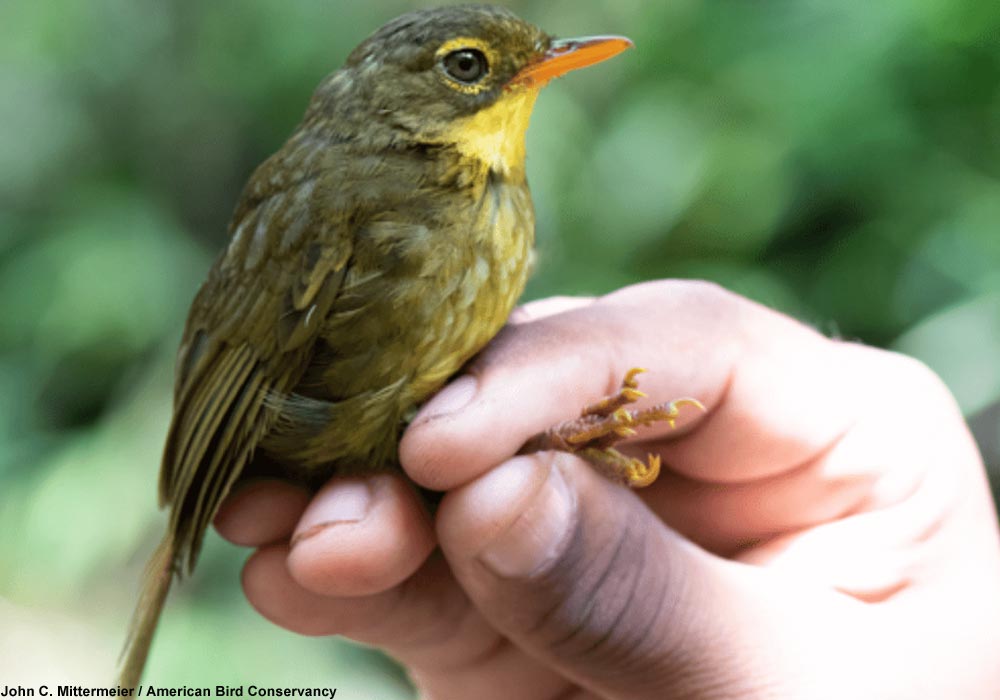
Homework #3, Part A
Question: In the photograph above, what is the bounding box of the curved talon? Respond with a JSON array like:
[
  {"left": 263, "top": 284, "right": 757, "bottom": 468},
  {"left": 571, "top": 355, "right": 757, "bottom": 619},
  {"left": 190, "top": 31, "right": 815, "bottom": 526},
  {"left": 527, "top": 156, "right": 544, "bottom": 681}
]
[
  {"left": 524, "top": 369, "right": 701, "bottom": 490},
  {"left": 626, "top": 453, "right": 661, "bottom": 489},
  {"left": 666, "top": 398, "right": 705, "bottom": 428},
  {"left": 623, "top": 367, "right": 646, "bottom": 387},
  {"left": 621, "top": 387, "right": 646, "bottom": 402},
  {"left": 671, "top": 397, "right": 706, "bottom": 413}
]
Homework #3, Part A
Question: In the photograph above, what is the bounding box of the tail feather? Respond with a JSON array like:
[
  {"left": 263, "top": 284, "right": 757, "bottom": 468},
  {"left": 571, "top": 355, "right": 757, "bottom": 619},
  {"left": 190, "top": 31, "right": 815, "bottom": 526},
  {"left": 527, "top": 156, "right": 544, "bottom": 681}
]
[{"left": 118, "top": 535, "right": 176, "bottom": 689}]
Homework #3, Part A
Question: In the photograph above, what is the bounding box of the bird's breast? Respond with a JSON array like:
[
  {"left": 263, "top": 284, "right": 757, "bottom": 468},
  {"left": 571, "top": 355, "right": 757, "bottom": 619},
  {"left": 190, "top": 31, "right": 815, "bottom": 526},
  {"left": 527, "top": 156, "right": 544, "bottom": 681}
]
[
  {"left": 316, "top": 174, "right": 534, "bottom": 407},
  {"left": 413, "top": 176, "right": 535, "bottom": 394}
]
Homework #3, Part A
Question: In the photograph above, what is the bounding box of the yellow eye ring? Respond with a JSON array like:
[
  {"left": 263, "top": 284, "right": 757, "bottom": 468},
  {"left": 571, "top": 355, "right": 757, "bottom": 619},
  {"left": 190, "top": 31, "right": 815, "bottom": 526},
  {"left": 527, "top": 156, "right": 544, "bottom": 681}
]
[
  {"left": 443, "top": 48, "right": 488, "bottom": 84},
  {"left": 435, "top": 37, "right": 497, "bottom": 94}
]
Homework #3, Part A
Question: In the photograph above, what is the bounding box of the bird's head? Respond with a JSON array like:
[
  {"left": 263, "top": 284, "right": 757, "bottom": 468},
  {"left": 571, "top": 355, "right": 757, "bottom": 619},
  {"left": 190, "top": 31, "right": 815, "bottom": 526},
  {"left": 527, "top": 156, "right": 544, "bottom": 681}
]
[{"left": 310, "top": 5, "right": 632, "bottom": 179}]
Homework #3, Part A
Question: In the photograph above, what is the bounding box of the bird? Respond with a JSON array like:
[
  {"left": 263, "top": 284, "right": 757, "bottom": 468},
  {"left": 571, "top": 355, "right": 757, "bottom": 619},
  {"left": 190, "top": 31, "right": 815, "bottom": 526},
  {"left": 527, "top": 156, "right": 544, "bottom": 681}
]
[{"left": 118, "top": 4, "right": 696, "bottom": 686}]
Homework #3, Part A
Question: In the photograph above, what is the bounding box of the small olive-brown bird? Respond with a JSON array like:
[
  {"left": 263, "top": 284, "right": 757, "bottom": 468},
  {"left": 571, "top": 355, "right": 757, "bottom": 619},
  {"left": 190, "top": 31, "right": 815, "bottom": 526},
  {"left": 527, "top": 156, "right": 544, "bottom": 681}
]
[{"left": 120, "top": 4, "right": 689, "bottom": 686}]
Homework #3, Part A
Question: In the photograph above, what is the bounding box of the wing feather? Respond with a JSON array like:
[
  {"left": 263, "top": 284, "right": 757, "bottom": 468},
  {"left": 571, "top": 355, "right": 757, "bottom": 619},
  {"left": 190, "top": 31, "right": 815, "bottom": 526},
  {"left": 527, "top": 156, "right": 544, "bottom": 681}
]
[
  {"left": 182, "top": 362, "right": 270, "bottom": 570},
  {"left": 157, "top": 152, "right": 354, "bottom": 572},
  {"left": 163, "top": 343, "right": 255, "bottom": 505}
]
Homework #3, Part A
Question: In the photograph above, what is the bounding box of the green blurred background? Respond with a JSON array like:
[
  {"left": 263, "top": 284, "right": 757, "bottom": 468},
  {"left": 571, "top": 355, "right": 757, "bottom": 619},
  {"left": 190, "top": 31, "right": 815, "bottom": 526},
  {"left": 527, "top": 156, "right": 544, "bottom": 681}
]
[{"left": 2, "top": 0, "right": 998, "bottom": 693}]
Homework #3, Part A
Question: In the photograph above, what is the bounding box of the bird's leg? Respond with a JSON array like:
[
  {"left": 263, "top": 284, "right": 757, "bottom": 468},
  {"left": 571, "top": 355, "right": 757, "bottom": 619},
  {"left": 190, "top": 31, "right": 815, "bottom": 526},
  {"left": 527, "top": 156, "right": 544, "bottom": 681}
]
[{"left": 520, "top": 368, "right": 703, "bottom": 488}]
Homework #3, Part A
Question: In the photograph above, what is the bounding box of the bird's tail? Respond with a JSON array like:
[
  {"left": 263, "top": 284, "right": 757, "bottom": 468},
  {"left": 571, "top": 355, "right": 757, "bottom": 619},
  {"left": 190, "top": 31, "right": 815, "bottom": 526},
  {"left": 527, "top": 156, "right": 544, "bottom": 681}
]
[{"left": 117, "top": 534, "right": 176, "bottom": 689}]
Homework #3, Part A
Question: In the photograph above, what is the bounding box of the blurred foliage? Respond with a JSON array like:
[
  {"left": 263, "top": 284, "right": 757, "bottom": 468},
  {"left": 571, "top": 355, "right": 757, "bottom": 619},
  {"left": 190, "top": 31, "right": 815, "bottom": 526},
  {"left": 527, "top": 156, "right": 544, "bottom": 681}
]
[{"left": 1, "top": 0, "right": 998, "bottom": 692}]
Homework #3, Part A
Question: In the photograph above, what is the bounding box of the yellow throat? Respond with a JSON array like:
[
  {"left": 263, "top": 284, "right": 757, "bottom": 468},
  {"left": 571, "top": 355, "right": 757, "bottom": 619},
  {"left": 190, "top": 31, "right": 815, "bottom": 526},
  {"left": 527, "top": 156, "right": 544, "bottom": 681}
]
[{"left": 445, "top": 87, "right": 540, "bottom": 179}]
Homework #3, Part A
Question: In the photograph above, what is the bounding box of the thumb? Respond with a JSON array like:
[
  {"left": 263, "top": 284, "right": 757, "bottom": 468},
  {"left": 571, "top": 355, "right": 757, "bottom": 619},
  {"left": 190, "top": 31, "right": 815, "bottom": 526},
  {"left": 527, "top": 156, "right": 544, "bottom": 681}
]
[{"left": 436, "top": 452, "right": 872, "bottom": 699}]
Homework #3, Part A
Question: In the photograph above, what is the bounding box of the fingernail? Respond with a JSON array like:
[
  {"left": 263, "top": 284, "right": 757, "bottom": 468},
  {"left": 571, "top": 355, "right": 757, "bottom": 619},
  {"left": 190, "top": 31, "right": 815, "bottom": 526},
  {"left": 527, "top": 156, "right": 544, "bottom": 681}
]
[
  {"left": 478, "top": 461, "right": 575, "bottom": 578},
  {"left": 291, "top": 479, "right": 373, "bottom": 546},
  {"left": 419, "top": 374, "right": 479, "bottom": 421}
]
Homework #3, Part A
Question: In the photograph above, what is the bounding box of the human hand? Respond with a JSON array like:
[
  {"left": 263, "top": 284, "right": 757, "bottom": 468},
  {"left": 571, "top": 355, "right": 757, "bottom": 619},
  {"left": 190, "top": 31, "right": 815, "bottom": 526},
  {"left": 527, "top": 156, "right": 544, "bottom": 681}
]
[{"left": 215, "top": 280, "right": 1000, "bottom": 699}]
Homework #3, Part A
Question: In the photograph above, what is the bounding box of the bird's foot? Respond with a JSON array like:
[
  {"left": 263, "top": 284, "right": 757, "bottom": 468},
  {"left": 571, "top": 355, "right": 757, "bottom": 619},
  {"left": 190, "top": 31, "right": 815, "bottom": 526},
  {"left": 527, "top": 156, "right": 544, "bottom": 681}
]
[{"left": 520, "top": 368, "right": 703, "bottom": 488}]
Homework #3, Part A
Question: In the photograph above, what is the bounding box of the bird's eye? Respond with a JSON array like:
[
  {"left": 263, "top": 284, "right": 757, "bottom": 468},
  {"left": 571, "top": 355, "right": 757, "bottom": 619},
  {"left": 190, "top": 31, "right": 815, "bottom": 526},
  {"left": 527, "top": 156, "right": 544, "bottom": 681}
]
[{"left": 442, "top": 49, "right": 488, "bottom": 83}]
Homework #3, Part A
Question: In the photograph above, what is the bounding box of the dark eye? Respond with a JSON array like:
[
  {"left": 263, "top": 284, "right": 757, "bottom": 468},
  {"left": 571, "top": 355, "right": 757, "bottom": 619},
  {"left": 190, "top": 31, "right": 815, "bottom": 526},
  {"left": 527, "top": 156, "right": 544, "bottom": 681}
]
[{"left": 443, "top": 49, "right": 488, "bottom": 83}]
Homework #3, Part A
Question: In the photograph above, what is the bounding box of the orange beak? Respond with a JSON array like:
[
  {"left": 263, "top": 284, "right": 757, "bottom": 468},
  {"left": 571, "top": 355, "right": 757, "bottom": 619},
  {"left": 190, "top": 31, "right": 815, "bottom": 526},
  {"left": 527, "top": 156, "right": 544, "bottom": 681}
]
[{"left": 507, "top": 35, "right": 634, "bottom": 90}]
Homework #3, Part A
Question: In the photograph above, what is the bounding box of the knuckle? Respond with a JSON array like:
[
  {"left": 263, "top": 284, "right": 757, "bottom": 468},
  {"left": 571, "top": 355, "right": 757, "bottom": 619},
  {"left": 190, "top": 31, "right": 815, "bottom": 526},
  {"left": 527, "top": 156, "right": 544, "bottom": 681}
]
[
  {"left": 836, "top": 343, "right": 965, "bottom": 432},
  {"left": 892, "top": 353, "right": 951, "bottom": 397},
  {"left": 674, "top": 277, "right": 730, "bottom": 301},
  {"left": 611, "top": 278, "right": 732, "bottom": 306},
  {"left": 875, "top": 348, "right": 958, "bottom": 411}
]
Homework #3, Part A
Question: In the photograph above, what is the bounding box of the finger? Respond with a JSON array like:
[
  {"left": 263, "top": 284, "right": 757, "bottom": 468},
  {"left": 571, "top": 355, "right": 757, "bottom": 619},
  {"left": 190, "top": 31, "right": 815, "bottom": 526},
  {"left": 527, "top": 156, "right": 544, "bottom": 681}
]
[
  {"left": 401, "top": 279, "right": 850, "bottom": 490},
  {"left": 286, "top": 474, "right": 436, "bottom": 597},
  {"left": 733, "top": 364, "right": 984, "bottom": 600},
  {"left": 214, "top": 479, "right": 311, "bottom": 546},
  {"left": 245, "top": 543, "right": 460, "bottom": 641},
  {"left": 616, "top": 347, "right": 965, "bottom": 554},
  {"left": 508, "top": 295, "right": 594, "bottom": 324},
  {"left": 436, "top": 451, "right": 872, "bottom": 699},
  {"left": 244, "top": 545, "right": 577, "bottom": 700}
]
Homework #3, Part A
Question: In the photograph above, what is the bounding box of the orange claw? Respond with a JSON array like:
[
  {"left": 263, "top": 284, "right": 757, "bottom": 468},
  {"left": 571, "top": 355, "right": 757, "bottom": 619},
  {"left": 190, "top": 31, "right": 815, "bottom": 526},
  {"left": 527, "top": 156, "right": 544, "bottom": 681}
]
[
  {"left": 666, "top": 398, "right": 706, "bottom": 428},
  {"left": 520, "top": 369, "right": 704, "bottom": 490},
  {"left": 626, "top": 453, "right": 661, "bottom": 488},
  {"left": 623, "top": 367, "right": 646, "bottom": 386}
]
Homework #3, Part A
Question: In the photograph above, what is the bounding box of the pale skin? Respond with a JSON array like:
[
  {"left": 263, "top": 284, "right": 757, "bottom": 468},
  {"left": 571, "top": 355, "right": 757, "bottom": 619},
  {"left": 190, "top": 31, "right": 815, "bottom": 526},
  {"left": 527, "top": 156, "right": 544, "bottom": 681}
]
[{"left": 214, "top": 280, "right": 1000, "bottom": 699}]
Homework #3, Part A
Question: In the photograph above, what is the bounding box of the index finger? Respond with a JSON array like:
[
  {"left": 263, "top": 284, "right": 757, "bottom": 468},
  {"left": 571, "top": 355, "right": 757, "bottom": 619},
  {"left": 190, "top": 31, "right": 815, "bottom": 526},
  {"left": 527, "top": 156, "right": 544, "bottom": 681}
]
[{"left": 400, "top": 279, "right": 855, "bottom": 490}]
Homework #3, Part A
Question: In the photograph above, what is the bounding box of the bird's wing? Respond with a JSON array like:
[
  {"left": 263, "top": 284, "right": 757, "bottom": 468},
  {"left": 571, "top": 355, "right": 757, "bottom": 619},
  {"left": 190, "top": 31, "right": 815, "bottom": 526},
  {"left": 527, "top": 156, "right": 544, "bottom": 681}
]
[{"left": 159, "top": 156, "right": 352, "bottom": 573}]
